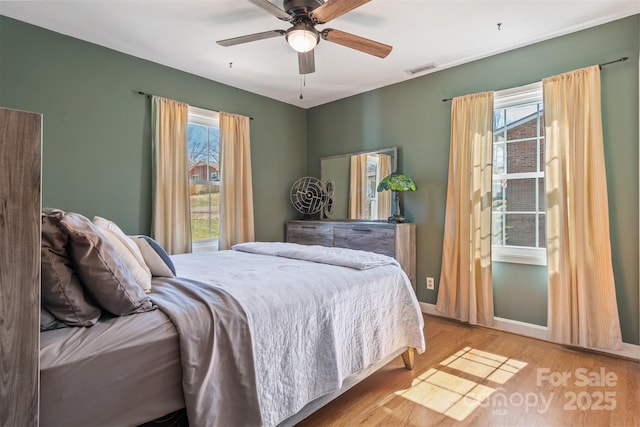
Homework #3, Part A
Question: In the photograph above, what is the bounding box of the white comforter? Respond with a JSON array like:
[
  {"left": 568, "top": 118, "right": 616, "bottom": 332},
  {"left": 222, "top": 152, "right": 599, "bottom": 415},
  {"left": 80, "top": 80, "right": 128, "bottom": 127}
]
[{"left": 169, "top": 244, "right": 425, "bottom": 426}]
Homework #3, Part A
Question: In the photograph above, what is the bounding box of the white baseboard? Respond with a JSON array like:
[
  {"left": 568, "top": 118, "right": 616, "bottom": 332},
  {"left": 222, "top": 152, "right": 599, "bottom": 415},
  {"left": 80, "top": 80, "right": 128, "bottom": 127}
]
[{"left": 420, "top": 302, "right": 639, "bottom": 361}]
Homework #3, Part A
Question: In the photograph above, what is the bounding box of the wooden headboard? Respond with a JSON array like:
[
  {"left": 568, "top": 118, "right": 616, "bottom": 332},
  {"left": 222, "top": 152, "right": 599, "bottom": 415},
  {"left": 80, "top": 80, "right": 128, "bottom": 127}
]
[{"left": 0, "top": 107, "right": 41, "bottom": 426}]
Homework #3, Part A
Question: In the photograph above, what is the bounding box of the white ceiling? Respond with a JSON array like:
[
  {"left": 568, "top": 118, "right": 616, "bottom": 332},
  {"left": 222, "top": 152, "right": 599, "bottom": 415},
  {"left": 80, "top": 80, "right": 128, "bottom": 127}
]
[{"left": 1, "top": 1, "right": 638, "bottom": 109}]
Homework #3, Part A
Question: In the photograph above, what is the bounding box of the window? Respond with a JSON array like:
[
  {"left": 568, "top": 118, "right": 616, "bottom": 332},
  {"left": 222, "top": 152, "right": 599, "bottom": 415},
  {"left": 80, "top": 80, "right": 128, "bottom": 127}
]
[
  {"left": 492, "top": 82, "right": 546, "bottom": 266},
  {"left": 187, "top": 106, "right": 220, "bottom": 252}
]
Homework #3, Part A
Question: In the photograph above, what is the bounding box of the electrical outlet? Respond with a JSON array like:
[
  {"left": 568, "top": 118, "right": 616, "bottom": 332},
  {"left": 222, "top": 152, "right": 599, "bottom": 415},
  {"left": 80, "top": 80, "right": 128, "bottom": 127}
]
[{"left": 426, "top": 277, "right": 435, "bottom": 290}]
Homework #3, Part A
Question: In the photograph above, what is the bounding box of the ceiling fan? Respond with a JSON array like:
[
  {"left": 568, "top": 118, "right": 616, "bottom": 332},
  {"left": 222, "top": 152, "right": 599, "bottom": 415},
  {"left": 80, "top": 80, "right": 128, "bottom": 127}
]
[{"left": 216, "top": 0, "right": 392, "bottom": 75}]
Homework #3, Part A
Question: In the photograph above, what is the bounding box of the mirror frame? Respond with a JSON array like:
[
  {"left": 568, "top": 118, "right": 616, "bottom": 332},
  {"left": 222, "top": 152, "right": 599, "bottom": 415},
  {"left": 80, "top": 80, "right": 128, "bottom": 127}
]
[{"left": 320, "top": 147, "right": 398, "bottom": 220}]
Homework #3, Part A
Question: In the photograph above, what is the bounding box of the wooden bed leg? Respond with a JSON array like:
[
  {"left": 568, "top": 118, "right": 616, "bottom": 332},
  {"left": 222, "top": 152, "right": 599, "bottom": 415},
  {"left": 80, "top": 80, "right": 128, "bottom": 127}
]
[{"left": 401, "top": 348, "right": 415, "bottom": 370}]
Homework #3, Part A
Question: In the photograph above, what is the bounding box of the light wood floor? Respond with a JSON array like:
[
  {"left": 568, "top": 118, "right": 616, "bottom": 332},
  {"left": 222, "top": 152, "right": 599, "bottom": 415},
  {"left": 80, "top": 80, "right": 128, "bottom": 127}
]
[{"left": 296, "top": 314, "right": 640, "bottom": 427}]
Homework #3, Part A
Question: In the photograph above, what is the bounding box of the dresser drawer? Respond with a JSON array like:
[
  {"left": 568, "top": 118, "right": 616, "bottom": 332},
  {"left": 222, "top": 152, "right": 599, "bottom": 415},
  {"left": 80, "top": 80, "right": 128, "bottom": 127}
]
[
  {"left": 333, "top": 225, "right": 395, "bottom": 257},
  {"left": 286, "top": 222, "right": 334, "bottom": 247}
]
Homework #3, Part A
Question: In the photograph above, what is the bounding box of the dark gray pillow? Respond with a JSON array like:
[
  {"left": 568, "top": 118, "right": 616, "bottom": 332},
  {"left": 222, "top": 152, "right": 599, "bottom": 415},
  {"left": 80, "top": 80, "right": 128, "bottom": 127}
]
[
  {"left": 41, "top": 209, "right": 101, "bottom": 326},
  {"left": 59, "top": 212, "right": 155, "bottom": 316},
  {"left": 41, "top": 306, "right": 70, "bottom": 331},
  {"left": 131, "top": 235, "right": 176, "bottom": 277}
]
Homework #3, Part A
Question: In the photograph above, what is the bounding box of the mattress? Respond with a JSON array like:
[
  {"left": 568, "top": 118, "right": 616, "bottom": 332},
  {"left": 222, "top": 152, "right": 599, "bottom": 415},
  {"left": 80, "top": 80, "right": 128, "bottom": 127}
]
[{"left": 40, "top": 308, "right": 184, "bottom": 427}]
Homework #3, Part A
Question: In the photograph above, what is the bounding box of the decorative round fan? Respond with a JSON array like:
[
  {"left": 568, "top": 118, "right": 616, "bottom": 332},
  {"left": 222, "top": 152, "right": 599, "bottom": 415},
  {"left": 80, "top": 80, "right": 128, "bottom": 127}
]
[{"left": 290, "top": 176, "right": 328, "bottom": 217}]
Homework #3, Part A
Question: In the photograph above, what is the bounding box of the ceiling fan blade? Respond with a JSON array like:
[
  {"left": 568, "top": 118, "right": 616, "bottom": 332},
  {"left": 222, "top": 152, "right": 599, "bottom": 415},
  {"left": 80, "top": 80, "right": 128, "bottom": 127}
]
[
  {"left": 217, "top": 30, "right": 286, "bottom": 47},
  {"left": 311, "top": 0, "right": 370, "bottom": 24},
  {"left": 246, "top": 0, "right": 291, "bottom": 21},
  {"left": 321, "top": 28, "right": 392, "bottom": 58},
  {"left": 298, "top": 50, "right": 315, "bottom": 75}
]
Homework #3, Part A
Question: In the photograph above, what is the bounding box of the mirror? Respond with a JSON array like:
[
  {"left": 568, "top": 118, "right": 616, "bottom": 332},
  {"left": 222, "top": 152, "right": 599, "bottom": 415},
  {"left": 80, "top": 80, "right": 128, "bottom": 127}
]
[{"left": 321, "top": 147, "right": 397, "bottom": 221}]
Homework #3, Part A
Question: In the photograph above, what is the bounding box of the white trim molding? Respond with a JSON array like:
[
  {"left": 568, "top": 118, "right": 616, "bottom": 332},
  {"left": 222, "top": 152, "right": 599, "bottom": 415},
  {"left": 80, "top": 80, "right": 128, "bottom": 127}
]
[
  {"left": 420, "top": 302, "right": 639, "bottom": 361},
  {"left": 492, "top": 246, "right": 547, "bottom": 266}
]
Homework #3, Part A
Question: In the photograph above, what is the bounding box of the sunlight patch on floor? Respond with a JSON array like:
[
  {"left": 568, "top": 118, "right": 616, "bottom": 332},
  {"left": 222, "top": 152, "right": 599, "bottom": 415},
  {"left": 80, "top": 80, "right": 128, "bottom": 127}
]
[
  {"left": 394, "top": 347, "right": 527, "bottom": 421},
  {"left": 440, "top": 346, "right": 528, "bottom": 384}
]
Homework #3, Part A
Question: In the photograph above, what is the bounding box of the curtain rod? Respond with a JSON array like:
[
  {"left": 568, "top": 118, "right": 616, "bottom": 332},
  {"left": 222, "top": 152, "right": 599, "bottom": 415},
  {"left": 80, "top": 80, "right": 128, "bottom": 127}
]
[
  {"left": 135, "top": 90, "right": 254, "bottom": 120},
  {"left": 441, "top": 56, "right": 629, "bottom": 102}
]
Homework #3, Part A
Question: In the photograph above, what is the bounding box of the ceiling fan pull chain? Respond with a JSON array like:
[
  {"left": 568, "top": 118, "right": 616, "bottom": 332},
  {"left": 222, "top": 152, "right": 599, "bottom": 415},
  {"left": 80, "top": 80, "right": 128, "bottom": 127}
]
[{"left": 300, "top": 75, "right": 304, "bottom": 100}]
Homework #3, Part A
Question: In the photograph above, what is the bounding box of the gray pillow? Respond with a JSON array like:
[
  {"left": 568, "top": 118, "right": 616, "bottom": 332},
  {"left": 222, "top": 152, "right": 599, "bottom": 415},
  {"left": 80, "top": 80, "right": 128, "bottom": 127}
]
[
  {"left": 59, "top": 212, "right": 155, "bottom": 316},
  {"left": 41, "top": 209, "right": 101, "bottom": 326},
  {"left": 131, "top": 235, "right": 176, "bottom": 278}
]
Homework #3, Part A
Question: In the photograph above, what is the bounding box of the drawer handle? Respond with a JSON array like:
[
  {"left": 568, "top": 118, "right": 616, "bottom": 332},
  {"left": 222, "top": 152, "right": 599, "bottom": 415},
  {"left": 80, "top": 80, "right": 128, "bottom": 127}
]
[
  {"left": 301, "top": 226, "right": 316, "bottom": 229},
  {"left": 351, "top": 228, "right": 373, "bottom": 232}
]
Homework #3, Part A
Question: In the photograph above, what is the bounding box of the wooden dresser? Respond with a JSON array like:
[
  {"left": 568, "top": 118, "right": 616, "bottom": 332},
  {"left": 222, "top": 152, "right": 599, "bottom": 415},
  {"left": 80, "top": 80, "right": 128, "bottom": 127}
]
[
  {"left": 286, "top": 220, "right": 416, "bottom": 288},
  {"left": 0, "top": 107, "right": 41, "bottom": 426}
]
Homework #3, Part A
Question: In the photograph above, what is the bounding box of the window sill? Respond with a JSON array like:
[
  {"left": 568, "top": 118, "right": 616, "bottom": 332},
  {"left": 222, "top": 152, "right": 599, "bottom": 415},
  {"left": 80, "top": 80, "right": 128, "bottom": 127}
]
[
  {"left": 492, "top": 246, "right": 546, "bottom": 266},
  {"left": 192, "top": 239, "right": 219, "bottom": 253}
]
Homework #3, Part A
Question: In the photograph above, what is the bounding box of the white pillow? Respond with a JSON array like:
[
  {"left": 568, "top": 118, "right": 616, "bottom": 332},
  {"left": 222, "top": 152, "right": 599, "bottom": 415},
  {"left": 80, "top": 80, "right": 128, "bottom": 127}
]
[{"left": 93, "top": 216, "right": 152, "bottom": 293}]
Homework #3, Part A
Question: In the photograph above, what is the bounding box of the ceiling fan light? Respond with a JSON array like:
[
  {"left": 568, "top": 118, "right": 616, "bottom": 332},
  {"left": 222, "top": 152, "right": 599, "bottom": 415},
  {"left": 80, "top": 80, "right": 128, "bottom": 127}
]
[{"left": 286, "top": 28, "right": 318, "bottom": 53}]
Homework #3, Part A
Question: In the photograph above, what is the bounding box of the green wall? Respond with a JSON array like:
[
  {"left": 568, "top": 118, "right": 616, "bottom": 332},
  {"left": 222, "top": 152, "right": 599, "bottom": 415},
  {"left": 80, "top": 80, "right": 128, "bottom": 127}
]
[
  {"left": 0, "top": 16, "right": 306, "bottom": 241},
  {"left": 307, "top": 15, "right": 640, "bottom": 345},
  {"left": 493, "top": 262, "right": 548, "bottom": 326}
]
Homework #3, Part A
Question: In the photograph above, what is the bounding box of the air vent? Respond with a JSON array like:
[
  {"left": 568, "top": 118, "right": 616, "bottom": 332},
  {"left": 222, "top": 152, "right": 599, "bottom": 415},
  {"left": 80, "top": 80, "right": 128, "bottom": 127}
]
[{"left": 404, "top": 62, "right": 437, "bottom": 76}]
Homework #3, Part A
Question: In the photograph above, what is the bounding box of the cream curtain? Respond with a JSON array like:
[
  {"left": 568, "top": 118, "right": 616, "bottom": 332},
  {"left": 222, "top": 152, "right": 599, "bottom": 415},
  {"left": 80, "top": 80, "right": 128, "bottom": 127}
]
[
  {"left": 218, "top": 112, "right": 255, "bottom": 250},
  {"left": 543, "top": 65, "right": 622, "bottom": 350},
  {"left": 376, "top": 154, "right": 392, "bottom": 220},
  {"left": 348, "top": 154, "right": 367, "bottom": 219},
  {"left": 436, "top": 92, "right": 495, "bottom": 326},
  {"left": 151, "top": 96, "right": 191, "bottom": 255}
]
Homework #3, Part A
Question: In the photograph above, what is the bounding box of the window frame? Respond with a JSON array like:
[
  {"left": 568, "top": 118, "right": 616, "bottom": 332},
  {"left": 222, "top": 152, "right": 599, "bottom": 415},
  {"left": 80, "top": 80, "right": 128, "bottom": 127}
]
[{"left": 492, "top": 82, "right": 547, "bottom": 266}]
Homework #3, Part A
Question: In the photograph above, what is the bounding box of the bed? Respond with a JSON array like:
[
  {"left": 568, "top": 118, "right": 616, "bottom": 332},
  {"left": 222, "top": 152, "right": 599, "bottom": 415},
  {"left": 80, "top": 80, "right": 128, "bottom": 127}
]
[{"left": 40, "top": 232, "right": 425, "bottom": 426}]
